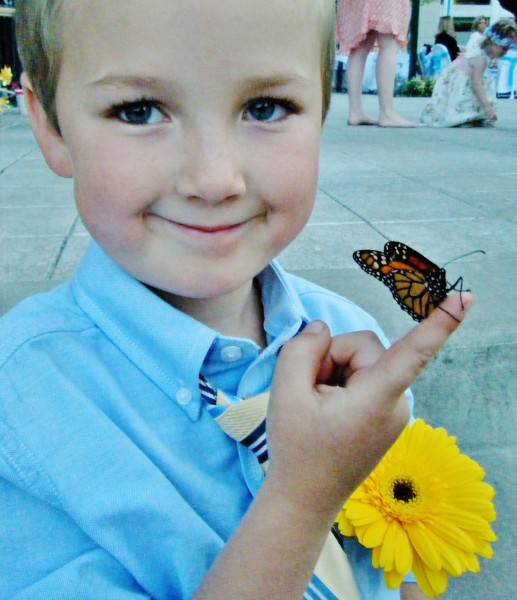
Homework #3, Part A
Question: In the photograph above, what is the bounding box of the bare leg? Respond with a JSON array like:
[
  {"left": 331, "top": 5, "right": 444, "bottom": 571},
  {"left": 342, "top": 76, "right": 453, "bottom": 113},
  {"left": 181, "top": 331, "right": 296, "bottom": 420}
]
[
  {"left": 376, "top": 33, "right": 417, "bottom": 127},
  {"left": 346, "top": 33, "right": 378, "bottom": 125}
]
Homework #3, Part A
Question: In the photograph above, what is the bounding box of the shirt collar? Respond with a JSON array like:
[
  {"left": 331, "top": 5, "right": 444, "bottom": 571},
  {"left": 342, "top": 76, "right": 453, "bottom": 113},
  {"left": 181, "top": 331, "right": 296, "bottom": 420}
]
[
  {"left": 201, "top": 261, "right": 310, "bottom": 396},
  {"left": 259, "top": 260, "right": 310, "bottom": 344},
  {"left": 71, "top": 243, "right": 310, "bottom": 420},
  {"left": 72, "top": 242, "right": 217, "bottom": 421}
]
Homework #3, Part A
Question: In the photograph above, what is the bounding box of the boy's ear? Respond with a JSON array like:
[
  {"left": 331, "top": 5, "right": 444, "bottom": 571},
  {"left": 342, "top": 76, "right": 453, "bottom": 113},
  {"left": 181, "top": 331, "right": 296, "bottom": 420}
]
[{"left": 21, "top": 73, "right": 73, "bottom": 178}]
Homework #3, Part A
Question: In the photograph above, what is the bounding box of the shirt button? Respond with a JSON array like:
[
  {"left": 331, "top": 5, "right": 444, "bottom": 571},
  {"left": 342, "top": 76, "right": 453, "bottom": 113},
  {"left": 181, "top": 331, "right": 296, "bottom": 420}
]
[
  {"left": 220, "top": 346, "right": 243, "bottom": 362},
  {"left": 176, "top": 387, "right": 192, "bottom": 405}
]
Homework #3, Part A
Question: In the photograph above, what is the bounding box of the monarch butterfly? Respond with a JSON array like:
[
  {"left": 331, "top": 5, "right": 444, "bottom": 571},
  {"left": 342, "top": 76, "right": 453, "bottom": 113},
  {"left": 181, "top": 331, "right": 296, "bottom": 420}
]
[{"left": 352, "top": 241, "right": 465, "bottom": 322}]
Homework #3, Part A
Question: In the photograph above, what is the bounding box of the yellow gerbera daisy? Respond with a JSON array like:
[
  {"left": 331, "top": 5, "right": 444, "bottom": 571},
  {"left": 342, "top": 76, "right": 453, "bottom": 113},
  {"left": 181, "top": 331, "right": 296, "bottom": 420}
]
[
  {"left": 0, "top": 65, "right": 13, "bottom": 88},
  {"left": 336, "top": 419, "right": 497, "bottom": 598}
]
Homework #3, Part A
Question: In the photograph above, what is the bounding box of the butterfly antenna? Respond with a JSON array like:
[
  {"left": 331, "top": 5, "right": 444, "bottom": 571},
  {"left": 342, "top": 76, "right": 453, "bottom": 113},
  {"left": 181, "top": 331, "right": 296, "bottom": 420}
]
[
  {"left": 440, "top": 276, "right": 465, "bottom": 323},
  {"left": 447, "top": 276, "right": 464, "bottom": 293},
  {"left": 441, "top": 249, "right": 486, "bottom": 269}
]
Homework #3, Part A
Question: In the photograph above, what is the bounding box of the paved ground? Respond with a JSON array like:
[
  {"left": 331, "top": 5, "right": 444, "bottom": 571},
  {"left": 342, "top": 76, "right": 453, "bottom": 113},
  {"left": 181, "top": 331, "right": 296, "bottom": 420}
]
[{"left": 1, "top": 94, "right": 516, "bottom": 598}]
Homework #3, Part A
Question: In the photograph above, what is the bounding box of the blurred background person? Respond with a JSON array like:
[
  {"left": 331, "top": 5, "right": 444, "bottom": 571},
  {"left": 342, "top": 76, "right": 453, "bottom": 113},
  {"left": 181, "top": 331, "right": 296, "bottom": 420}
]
[
  {"left": 466, "top": 16, "right": 489, "bottom": 53},
  {"left": 421, "top": 19, "right": 517, "bottom": 128},
  {"left": 336, "top": 0, "right": 417, "bottom": 127},
  {"left": 435, "top": 16, "right": 460, "bottom": 61}
]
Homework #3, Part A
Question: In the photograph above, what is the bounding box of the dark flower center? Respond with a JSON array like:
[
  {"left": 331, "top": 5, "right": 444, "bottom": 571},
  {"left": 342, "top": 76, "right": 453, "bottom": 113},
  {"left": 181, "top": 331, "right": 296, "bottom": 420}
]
[{"left": 393, "top": 479, "right": 417, "bottom": 503}]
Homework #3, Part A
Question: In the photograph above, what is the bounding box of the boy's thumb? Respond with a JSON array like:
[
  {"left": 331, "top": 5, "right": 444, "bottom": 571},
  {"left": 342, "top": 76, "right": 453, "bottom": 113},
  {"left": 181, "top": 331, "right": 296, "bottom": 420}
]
[{"left": 274, "top": 321, "right": 332, "bottom": 390}]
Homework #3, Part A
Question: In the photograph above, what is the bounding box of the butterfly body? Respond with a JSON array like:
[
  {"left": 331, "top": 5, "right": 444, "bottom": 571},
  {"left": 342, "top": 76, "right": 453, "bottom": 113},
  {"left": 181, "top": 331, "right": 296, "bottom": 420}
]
[{"left": 353, "top": 242, "right": 454, "bottom": 322}]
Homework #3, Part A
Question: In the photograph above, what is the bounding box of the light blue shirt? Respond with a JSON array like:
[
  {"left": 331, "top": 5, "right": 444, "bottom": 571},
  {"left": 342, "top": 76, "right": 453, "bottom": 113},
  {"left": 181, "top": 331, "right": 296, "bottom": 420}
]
[{"left": 0, "top": 242, "right": 408, "bottom": 599}]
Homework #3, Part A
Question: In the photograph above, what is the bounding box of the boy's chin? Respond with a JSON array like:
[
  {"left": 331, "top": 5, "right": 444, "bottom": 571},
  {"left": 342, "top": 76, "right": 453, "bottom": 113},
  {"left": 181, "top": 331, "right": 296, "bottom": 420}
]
[{"left": 144, "top": 277, "right": 257, "bottom": 305}]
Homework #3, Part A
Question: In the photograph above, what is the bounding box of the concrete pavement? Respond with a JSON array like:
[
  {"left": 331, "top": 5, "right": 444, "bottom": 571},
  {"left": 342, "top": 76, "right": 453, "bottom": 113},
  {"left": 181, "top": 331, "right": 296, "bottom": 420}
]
[{"left": 1, "top": 94, "right": 516, "bottom": 598}]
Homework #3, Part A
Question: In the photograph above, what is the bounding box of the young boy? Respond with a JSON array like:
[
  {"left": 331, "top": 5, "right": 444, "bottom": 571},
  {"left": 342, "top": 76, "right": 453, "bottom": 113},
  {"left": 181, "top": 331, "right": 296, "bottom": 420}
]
[{"left": 2, "top": 1, "right": 470, "bottom": 598}]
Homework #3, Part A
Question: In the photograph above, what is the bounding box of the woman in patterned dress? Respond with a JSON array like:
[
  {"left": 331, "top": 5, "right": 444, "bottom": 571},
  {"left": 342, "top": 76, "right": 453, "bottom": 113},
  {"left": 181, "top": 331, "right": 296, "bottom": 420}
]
[{"left": 336, "top": 0, "right": 416, "bottom": 127}]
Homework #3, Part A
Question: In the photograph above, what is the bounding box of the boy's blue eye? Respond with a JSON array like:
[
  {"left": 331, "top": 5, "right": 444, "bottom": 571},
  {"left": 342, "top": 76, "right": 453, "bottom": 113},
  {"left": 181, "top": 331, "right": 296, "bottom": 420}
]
[
  {"left": 113, "top": 101, "right": 165, "bottom": 125},
  {"left": 245, "top": 98, "right": 295, "bottom": 122}
]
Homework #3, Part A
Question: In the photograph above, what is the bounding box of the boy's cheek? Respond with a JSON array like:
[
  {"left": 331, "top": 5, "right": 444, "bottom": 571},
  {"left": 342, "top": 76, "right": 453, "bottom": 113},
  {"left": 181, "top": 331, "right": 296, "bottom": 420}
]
[
  {"left": 269, "top": 135, "right": 320, "bottom": 185},
  {"left": 71, "top": 151, "right": 148, "bottom": 211},
  {"left": 77, "top": 205, "right": 148, "bottom": 256}
]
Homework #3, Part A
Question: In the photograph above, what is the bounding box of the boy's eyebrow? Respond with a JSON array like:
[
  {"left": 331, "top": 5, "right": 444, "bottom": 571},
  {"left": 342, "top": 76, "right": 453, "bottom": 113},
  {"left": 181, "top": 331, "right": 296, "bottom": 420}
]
[
  {"left": 239, "top": 74, "right": 313, "bottom": 95},
  {"left": 88, "top": 75, "right": 167, "bottom": 89},
  {"left": 89, "top": 74, "right": 310, "bottom": 92}
]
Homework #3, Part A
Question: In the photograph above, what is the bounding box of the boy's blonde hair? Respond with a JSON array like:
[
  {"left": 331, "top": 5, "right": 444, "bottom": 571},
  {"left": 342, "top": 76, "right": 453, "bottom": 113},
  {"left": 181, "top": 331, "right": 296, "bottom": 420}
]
[
  {"left": 16, "top": 0, "right": 336, "bottom": 133},
  {"left": 316, "top": 0, "right": 337, "bottom": 121},
  {"left": 16, "top": 0, "right": 63, "bottom": 133}
]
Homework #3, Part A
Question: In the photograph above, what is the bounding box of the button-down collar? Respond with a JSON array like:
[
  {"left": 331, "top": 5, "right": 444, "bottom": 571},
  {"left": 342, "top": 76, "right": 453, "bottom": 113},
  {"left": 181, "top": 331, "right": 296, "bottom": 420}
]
[
  {"left": 72, "top": 243, "right": 310, "bottom": 419},
  {"left": 72, "top": 243, "right": 217, "bottom": 420}
]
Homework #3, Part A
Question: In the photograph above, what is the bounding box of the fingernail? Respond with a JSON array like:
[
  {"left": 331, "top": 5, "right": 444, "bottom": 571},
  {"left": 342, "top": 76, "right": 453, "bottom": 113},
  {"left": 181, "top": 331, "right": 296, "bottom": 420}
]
[
  {"left": 304, "top": 320, "right": 324, "bottom": 334},
  {"left": 461, "top": 293, "right": 475, "bottom": 314}
]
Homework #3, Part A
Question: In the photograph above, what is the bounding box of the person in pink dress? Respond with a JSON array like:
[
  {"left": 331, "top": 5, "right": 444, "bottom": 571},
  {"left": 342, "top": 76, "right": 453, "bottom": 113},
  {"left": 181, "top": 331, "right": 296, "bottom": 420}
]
[{"left": 336, "top": 0, "right": 416, "bottom": 127}]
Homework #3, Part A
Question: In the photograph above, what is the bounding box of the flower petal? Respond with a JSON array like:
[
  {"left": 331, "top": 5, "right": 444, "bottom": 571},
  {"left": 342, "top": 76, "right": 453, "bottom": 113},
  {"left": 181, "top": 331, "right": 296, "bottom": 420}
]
[
  {"left": 465, "top": 552, "right": 481, "bottom": 573},
  {"left": 345, "top": 500, "right": 382, "bottom": 526},
  {"left": 443, "top": 505, "right": 497, "bottom": 537},
  {"left": 425, "top": 517, "right": 476, "bottom": 552},
  {"left": 378, "top": 523, "right": 400, "bottom": 571},
  {"left": 383, "top": 568, "right": 405, "bottom": 590},
  {"left": 371, "top": 545, "right": 381, "bottom": 569},
  {"left": 412, "top": 554, "right": 449, "bottom": 598},
  {"left": 335, "top": 514, "right": 355, "bottom": 537},
  {"left": 474, "top": 539, "right": 495, "bottom": 559},
  {"left": 361, "top": 515, "right": 389, "bottom": 548},
  {"left": 414, "top": 521, "right": 468, "bottom": 576},
  {"left": 394, "top": 521, "right": 413, "bottom": 575},
  {"left": 438, "top": 548, "right": 467, "bottom": 577},
  {"left": 407, "top": 523, "right": 443, "bottom": 571}
]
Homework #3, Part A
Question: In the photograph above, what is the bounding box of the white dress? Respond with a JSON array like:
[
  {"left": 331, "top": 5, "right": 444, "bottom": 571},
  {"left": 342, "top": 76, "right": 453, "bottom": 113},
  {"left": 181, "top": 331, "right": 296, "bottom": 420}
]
[
  {"left": 466, "top": 31, "right": 484, "bottom": 53},
  {"left": 419, "top": 47, "right": 496, "bottom": 127}
]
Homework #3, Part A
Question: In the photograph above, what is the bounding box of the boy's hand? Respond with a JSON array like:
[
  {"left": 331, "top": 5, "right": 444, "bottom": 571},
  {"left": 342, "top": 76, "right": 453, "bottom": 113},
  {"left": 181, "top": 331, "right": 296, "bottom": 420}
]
[{"left": 265, "top": 293, "right": 474, "bottom": 518}]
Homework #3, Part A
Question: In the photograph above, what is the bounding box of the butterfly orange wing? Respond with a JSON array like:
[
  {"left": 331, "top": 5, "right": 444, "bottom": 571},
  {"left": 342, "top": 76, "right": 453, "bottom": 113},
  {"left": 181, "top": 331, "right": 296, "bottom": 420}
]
[{"left": 353, "top": 242, "right": 448, "bottom": 322}]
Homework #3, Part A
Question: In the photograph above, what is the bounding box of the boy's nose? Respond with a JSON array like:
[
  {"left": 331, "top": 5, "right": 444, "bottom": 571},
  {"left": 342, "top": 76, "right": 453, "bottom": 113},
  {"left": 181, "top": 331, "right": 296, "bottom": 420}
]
[{"left": 175, "top": 126, "right": 246, "bottom": 204}]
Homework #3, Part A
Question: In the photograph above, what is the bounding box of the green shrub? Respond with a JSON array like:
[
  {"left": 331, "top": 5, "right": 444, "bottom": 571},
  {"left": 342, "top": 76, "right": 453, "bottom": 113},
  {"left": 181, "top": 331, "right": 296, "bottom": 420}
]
[{"left": 396, "top": 77, "right": 435, "bottom": 97}]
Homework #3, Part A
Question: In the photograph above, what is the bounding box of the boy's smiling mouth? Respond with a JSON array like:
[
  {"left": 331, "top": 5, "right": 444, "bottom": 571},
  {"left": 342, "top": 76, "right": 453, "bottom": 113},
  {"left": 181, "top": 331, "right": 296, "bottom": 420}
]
[
  {"left": 176, "top": 222, "right": 245, "bottom": 233},
  {"left": 147, "top": 211, "right": 261, "bottom": 238}
]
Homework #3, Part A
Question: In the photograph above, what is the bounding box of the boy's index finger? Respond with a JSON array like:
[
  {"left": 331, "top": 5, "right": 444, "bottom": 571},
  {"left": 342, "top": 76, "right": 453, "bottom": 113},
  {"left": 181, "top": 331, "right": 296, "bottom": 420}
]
[{"left": 368, "top": 293, "right": 474, "bottom": 401}]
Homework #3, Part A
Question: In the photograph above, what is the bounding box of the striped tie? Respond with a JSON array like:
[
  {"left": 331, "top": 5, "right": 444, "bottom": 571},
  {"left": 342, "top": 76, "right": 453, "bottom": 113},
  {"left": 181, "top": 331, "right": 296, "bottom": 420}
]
[{"left": 199, "top": 375, "right": 361, "bottom": 600}]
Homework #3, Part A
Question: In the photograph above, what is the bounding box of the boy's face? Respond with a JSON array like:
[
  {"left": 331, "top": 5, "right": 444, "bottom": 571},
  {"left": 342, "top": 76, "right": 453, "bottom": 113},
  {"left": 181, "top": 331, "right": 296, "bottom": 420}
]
[{"left": 47, "top": 0, "right": 324, "bottom": 301}]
